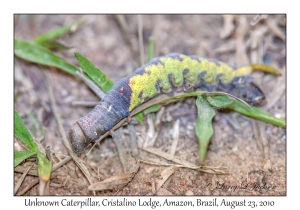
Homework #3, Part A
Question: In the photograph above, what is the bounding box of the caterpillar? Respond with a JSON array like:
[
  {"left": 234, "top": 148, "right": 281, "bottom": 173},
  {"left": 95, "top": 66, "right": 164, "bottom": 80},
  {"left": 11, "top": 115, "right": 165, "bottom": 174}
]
[{"left": 68, "top": 53, "right": 280, "bottom": 154}]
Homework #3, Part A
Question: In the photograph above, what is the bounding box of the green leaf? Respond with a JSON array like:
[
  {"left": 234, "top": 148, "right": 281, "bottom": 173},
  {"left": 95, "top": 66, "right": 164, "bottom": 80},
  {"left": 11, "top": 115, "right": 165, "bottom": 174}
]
[
  {"left": 74, "top": 52, "right": 114, "bottom": 93},
  {"left": 37, "top": 152, "right": 52, "bottom": 182},
  {"left": 14, "top": 111, "right": 52, "bottom": 190},
  {"left": 195, "top": 96, "right": 216, "bottom": 162},
  {"left": 228, "top": 99, "right": 286, "bottom": 128},
  {"left": 14, "top": 150, "right": 37, "bottom": 167},
  {"left": 28, "top": 113, "right": 44, "bottom": 141},
  {"left": 143, "top": 104, "right": 161, "bottom": 115},
  {"left": 133, "top": 112, "right": 144, "bottom": 122},
  {"left": 75, "top": 53, "right": 144, "bottom": 122},
  {"left": 40, "top": 40, "right": 71, "bottom": 50},
  {"left": 204, "top": 93, "right": 285, "bottom": 128},
  {"left": 159, "top": 91, "right": 285, "bottom": 128},
  {"left": 33, "top": 21, "right": 83, "bottom": 44},
  {"left": 206, "top": 95, "right": 234, "bottom": 108},
  {"left": 14, "top": 110, "right": 38, "bottom": 152},
  {"left": 14, "top": 39, "right": 80, "bottom": 76}
]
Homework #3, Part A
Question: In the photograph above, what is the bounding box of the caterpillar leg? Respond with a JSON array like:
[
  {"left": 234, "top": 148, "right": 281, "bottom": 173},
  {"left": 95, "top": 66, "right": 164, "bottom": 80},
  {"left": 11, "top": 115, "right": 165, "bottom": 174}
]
[
  {"left": 126, "top": 116, "right": 132, "bottom": 123},
  {"left": 109, "top": 129, "right": 114, "bottom": 137}
]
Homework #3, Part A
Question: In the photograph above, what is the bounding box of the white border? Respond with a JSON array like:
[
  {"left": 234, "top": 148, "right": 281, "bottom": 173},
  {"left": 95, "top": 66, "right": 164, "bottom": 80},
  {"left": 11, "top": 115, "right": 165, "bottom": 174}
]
[{"left": 4, "top": 0, "right": 295, "bottom": 209}]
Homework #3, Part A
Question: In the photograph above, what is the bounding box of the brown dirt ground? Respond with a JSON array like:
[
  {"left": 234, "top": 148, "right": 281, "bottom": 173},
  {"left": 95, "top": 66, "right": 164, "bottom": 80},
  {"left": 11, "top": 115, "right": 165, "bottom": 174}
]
[{"left": 14, "top": 14, "right": 286, "bottom": 196}]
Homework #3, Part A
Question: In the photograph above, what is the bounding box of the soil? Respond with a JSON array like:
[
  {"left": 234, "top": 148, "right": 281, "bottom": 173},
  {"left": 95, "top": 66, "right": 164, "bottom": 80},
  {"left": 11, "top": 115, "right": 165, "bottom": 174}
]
[{"left": 14, "top": 14, "right": 286, "bottom": 196}]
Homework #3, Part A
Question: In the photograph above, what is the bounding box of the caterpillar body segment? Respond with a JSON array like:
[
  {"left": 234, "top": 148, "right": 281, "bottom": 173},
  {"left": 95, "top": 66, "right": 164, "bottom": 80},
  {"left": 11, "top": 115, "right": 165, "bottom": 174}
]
[{"left": 68, "top": 53, "right": 280, "bottom": 153}]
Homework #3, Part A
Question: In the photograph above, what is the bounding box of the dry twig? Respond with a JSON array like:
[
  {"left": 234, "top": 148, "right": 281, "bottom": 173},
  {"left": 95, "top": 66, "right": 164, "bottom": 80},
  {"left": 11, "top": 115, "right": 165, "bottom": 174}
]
[
  {"left": 220, "top": 15, "right": 235, "bottom": 39},
  {"left": 139, "top": 160, "right": 228, "bottom": 175},
  {"left": 14, "top": 164, "right": 34, "bottom": 195},
  {"left": 76, "top": 71, "right": 105, "bottom": 99},
  {"left": 44, "top": 69, "right": 96, "bottom": 195},
  {"left": 88, "top": 173, "right": 136, "bottom": 191},
  {"left": 252, "top": 120, "right": 269, "bottom": 158},
  {"left": 71, "top": 101, "right": 98, "bottom": 107},
  {"left": 168, "top": 119, "right": 180, "bottom": 160},
  {"left": 112, "top": 128, "right": 139, "bottom": 174},
  {"left": 115, "top": 15, "right": 138, "bottom": 56}
]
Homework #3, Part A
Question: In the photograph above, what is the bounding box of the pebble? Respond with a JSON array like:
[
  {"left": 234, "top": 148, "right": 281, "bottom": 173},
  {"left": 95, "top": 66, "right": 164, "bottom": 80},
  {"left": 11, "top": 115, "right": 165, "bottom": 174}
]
[{"left": 185, "top": 190, "right": 194, "bottom": 195}]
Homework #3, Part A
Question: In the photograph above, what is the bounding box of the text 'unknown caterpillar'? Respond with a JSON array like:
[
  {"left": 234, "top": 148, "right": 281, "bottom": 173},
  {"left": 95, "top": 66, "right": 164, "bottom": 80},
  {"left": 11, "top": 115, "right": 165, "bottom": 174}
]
[{"left": 68, "top": 53, "right": 280, "bottom": 153}]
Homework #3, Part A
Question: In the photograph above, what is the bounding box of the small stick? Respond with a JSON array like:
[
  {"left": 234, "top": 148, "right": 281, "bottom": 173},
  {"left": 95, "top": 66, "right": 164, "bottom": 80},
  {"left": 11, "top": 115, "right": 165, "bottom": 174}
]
[
  {"left": 71, "top": 101, "right": 99, "bottom": 107},
  {"left": 76, "top": 71, "right": 105, "bottom": 99},
  {"left": 17, "top": 179, "right": 39, "bottom": 196},
  {"left": 44, "top": 69, "right": 96, "bottom": 195},
  {"left": 14, "top": 164, "right": 33, "bottom": 195},
  {"left": 14, "top": 156, "right": 71, "bottom": 177},
  {"left": 138, "top": 160, "right": 228, "bottom": 174},
  {"left": 129, "top": 124, "right": 139, "bottom": 157},
  {"left": 168, "top": 119, "right": 180, "bottom": 160},
  {"left": 115, "top": 15, "right": 138, "bottom": 55}
]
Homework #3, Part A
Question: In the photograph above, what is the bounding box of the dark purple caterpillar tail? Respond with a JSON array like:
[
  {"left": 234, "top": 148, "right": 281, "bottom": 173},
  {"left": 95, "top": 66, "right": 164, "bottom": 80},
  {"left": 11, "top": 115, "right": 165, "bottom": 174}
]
[
  {"left": 68, "top": 123, "right": 90, "bottom": 154},
  {"left": 68, "top": 83, "right": 131, "bottom": 153}
]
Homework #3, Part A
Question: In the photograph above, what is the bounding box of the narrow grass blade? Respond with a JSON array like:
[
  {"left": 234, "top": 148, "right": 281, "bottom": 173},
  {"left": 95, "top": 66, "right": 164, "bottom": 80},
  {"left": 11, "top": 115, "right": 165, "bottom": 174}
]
[
  {"left": 14, "top": 110, "right": 38, "bottom": 152},
  {"left": 37, "top": 152, "right": 52, "bottom": 195},
  {"left": 14, "top": 150, "right": 37, "bottom": 167},
  {"left": 39, "top": 40, "right": 71, "bottom": 50},
  {"left": 158, "top": 91, "right": 285, "bottom": 128},
  {"left": 205, "top": 94, "right": 285, "bottom": 127},
  {"left": 74, "top": 52, "right": 114, "bottom": 93},
  {"left": 206, "top": 95, "right": 234, "bottom": 108},
  {"left": 15, "top": 110, "right": 53, "bottom": 188},
  {"left": 75, "top": 52, "right": 143, "bottom": 122},
  {"left": 14, "top": 39, "right": 80, "bottom": 76},
  {"left": 37, "top": 152, "right": 52, "bottom": 181},
  {"left": 133, "top": 112, "right": 144, "bottom": 122},
  {"left": 143, "top": 104, "right": 161, "bottom": 115},
  {"left": 195, "top": 96, "right": 216, "bottom": 162},
  {"left": 228, "top": 99, "right": 286, "bottom": 128},
  {"left": 33, "top": 21, "right": 83, "bottom": 44}
]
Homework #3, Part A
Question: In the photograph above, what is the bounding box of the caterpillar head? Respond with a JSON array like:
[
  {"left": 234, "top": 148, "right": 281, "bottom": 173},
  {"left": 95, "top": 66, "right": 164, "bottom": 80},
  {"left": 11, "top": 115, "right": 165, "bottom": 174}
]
[
  {"left": 245, "top": 81, "right": 266, "bottom": 105},
  {"left": 230, "top": 76, "right": 266, "bottom": 106}
]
